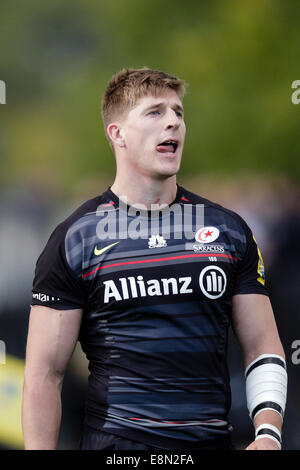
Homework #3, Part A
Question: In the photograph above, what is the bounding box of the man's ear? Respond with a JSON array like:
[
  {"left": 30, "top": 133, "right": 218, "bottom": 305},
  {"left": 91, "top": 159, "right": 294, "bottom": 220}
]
[{"left": 107, "top": 123, "right": 126, "bottom": 148}]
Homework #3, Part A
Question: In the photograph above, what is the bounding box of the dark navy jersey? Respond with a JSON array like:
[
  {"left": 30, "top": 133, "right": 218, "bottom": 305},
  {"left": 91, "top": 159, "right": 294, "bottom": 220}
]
[{"left": 31, "top": 185, "right": 268, "bottom": 449}]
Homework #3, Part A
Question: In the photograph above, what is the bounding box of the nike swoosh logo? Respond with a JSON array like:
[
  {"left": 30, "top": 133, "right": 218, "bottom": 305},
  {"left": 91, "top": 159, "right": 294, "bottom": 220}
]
[{"left": 94, "top": 241, "right": 120, "bottom": 256}]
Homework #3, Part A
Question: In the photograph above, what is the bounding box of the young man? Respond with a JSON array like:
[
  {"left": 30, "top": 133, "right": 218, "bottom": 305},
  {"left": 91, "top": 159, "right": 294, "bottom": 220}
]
[{"left": 22, "top": 68, "right": 287, "bottom": 450}]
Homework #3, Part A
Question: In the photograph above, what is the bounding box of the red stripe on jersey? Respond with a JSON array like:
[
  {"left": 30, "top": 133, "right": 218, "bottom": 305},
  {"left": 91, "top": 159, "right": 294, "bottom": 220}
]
[{"left": 82, "top": 253, "right": 238, "bottom": 278}]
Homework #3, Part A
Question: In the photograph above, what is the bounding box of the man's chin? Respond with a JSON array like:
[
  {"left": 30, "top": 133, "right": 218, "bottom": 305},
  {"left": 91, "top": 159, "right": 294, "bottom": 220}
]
[
  {"left": 159, "top": 161, "right": 181, "bottom": 178},
  {"left": 154, "top": 156, "right": 181, "bottom": 177},
  {"left": 140, "top": 155, "right": 181, "bottom": 180}
]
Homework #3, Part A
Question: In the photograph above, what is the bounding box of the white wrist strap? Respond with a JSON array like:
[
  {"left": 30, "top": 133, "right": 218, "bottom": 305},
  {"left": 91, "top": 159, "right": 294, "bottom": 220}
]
[
  {"left": 255, "top": 423, "right": 281, "bottom": 449},
  {"left": 245, "top": 354, "right": 287, "bottom": 421}
]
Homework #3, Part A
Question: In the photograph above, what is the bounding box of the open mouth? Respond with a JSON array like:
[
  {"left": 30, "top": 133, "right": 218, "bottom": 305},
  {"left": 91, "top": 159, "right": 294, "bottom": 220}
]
[{"left": 156, "top": 140, "right": 178, "bottom": 154}]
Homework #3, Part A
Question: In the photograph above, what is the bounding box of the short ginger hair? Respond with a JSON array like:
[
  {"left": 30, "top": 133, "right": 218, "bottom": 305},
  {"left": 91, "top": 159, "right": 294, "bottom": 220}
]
[{"left": 101, "top": 67, "right": 186, "bottom": 146}]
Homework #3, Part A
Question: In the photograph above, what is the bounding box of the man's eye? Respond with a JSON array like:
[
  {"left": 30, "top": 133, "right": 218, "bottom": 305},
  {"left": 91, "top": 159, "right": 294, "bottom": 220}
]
[
  {"left": 148, "top": 110, "right": 160, "bottom": 115},
  {"left": 176, "top": 111, "right": 183, "bottom": 117}
]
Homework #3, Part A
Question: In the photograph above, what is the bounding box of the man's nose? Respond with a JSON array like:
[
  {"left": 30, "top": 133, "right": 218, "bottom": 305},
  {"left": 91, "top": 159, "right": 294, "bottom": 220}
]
[{"left": 165, "top": 109, "right": 181, "bottom": 130}]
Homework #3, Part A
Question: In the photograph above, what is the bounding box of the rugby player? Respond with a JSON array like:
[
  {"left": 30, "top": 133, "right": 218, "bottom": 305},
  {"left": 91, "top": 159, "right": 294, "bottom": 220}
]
[{"left": 22, "top": 68, "right": 287, "bottom": 450}]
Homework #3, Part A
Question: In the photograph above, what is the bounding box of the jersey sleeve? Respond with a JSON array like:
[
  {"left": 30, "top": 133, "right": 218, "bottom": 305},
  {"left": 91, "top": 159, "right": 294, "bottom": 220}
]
[
  {"left": 31, "top": 222, "right": 85, "bottom": 310},
  {"left": 233, "top": 220, "right": 268, "bottom": 296}
]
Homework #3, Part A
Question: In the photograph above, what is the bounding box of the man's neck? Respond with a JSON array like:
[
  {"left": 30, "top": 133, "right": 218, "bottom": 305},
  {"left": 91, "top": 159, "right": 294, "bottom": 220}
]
[{"left": 110, "top": 175, "right": 178, "bottom": 210}]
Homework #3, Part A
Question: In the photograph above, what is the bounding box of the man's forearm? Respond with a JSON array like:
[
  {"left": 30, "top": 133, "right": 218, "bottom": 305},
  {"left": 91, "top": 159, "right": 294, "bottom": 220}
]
[
  {"left": 22, "top": 376, "right": 63, "bottom": 450},
  {"left": 254, "top": 409, "right": 282, "bottom": 433}
]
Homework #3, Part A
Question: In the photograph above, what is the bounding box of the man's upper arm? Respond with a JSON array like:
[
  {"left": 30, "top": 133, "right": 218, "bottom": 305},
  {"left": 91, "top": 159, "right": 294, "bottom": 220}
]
[
  {"left": 25, "top": 306, "right": 83, "bottom": 381},
  {"left": 229, "top": 214, "right": 284, "bottom": 366},
  {"left": 231, "top": 294, "right": 284, "bottom": 367}
]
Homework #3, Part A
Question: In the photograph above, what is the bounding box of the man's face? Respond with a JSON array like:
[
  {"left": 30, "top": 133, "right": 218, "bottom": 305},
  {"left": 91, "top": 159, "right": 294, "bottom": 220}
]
[{"left": 117, "top": 90, "right": 186, "bottom": 179}]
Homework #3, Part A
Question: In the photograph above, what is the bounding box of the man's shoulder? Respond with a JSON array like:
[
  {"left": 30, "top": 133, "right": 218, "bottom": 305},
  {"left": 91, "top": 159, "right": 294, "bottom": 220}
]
[
  {"left": 180, "top": 185, "right": 247, "bottom": 227},
  {"left": 51, "top": 190, "right": 112, "bottom": 238}
]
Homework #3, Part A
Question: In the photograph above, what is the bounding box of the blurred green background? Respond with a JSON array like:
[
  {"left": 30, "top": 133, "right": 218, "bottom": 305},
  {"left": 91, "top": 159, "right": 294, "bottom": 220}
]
[
  {"left": 1, "top": 0, "right": 300, "bottom": 195},
  {"left": 0, "top": 0, "right": 299, "bottom": 450}
]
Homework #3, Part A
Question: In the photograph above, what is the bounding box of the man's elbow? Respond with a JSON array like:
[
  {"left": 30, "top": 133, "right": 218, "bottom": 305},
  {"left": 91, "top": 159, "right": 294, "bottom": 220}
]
[{"left": 23, "top": 366, "right": 65, "bottom": 394}]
